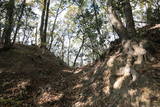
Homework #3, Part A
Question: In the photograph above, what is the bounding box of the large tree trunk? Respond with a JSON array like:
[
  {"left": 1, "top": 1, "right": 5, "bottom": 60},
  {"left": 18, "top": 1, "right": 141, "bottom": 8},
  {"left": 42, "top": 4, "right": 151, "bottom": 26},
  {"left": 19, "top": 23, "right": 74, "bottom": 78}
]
[
  {"left": 107, "top": 0, "right": 128, "bottom": 40},
  {"left": 105, "top": 0, "right": 150, "bottom": 91},
  {"left": 12, "top": 0, "right": 26, "bottom": 45},
  {"left": 2, "top": 0, "right": 15, "bottom": 50}
]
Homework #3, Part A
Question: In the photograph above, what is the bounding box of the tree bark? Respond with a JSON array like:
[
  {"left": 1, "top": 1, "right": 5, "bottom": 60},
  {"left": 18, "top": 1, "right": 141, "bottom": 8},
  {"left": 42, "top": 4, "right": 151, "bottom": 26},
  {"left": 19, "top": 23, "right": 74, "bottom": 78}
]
[
  {"left": 12, "top": 0, "right": 26, "bottom": 45},
  {"left": 22, "top": 12, "right": 28, "bottom": 44},
  {"left": 107, "top": 0, "right": 128, "bottom": 40},
  {"left": 123, "top": 0, "right": 136, "bottom": 37},
  {"left": 40, "top": 0, "right": 47, "bottom": 48},
  {"left": 67, "top": 33, "right": 71, "bottom": 66},
  {"left": 35, "top": 26, "right": 38, "bottom": 45},
  {"left": 2, "top": 0, "right": 15, "bottom": 50},
  {"left": 0, "top": 22, "right": 1, "bottom": 43},
  {"left": 43, "top": 0, "right": 50, "bottom": 46},
  {"left": 22, "top": 29, "right": 26, "bottom": 44},
  {"left": 61, "top": 35, "right": 65, "bottom": 61}
]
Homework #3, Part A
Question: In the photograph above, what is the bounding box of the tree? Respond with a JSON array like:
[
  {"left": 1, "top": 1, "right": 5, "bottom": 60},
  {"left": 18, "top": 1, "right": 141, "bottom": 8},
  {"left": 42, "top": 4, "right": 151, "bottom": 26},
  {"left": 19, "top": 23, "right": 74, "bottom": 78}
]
[
  {"left": 73, "top": 33, "right": 85, "bottom": 67},
  {"left": 12, "top": 0, "right": 26, "bottom": 45},
  {"left": 2, "top": 0, "right": 15, "bottom": 50},
  {"left": 49, "top": 0, "right": 63, "bottom": 50},
  {"left": 39, "top": 0, "right": 50, "bottom": 49},
  {"left": 123, "top": 0, "right": 136, "bottom": 37},
  {"left": 106, "top": 0, "right": 128, "bottom": 40}
]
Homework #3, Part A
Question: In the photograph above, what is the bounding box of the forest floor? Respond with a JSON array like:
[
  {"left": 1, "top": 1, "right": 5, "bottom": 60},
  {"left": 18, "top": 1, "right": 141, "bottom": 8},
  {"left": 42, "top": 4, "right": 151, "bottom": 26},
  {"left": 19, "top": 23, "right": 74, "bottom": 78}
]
[
  {"left": 0, "top": 45, "right": 160, "bottom": 107},
  {"left": 0, "top": 42, "right": 160, "bottom": 107}
]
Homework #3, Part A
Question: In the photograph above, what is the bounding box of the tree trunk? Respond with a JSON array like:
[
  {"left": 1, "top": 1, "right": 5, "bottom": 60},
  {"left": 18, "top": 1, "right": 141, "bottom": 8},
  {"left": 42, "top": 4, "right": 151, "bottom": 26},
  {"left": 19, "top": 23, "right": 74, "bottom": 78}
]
[
  {"left": 35, "top": 26, "right": 38, "bottom": 45},
  {"left": 107, "top": 0, "right": 128, "bottom": 40},
  {"left": 123, "top": 0, "right": 136, "bottom": 37},
  {"left": 22, "top": 14, "right": 28, "bottom": 44},
  {"left": 2, "top": 0, "right": 15, "bottom": 50},
  {"left": 49, "top": 0, "right": 63, "bottom": 51},
  {"left": 12, "top": 0, "right": 26, "bottom": 45},
  {"left": 93, "top": 0, "right": 101, "bottom": 35},
  {"left": 43, "top": 0, "right": 50, "bottom": 47},
  {"left": 67, "top": 30, "right": 71, "bottom": 66},
  {"left": 80, "top": 49, "right": 83, "bottom": 66},
  {"left": 61, "top": 35, "right": 65, "bottom": 61},
  {"left": 73, "top": 36, "right": 85, "bottom": 67},
  {"left": 22, "top": 29, "right": 26, "bottom": 44},
  {"left": 0, "top": 23, "right": 1, "bottom": 43},
  {"left": 40, "top": 0, "right": 47, "bottom": 48}
]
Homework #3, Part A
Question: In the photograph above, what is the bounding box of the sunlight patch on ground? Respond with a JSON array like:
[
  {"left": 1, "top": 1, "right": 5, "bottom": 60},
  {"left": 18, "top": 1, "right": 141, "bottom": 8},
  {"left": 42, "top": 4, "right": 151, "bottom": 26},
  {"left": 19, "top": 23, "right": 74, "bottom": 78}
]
[
  {"left": 103, "top": 86, "right": 110, "bottom": 95},
  {"left": 139, "top": 88, "right": 151, "bottom": 102},
  {"left": 74, "top": 68, "right": 83, "bottom": 74},
  {"left": 62, "top": 69, "right": 72, "bottom": 73},
  {"left": 17, "top": 80, "right": 30, "bottom": 89},
  {"left": 74, "top": 97, "right": 93, "bottom": 107},
  {"left": 83, "top": 76, "right": 89, "bottom": 81},
  {"left": 73, "top": 84, "right": 83, "bottom": 89},
  {"left": 37, "top": 92, "right": 63, "bottom": 105},
  {"left": 128, "top": 89, "right": 138, "bottom": 97}
]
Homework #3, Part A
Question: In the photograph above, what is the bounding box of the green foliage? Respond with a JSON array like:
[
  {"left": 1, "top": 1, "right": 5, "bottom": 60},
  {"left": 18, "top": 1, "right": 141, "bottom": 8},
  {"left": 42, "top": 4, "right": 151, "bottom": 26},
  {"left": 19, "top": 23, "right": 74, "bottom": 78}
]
[
  {"left": 1, "top": 0, "right": 160, "bottom": 66},
  {"left": 146, "top": 7, "right": 160, "bottom": 24}
]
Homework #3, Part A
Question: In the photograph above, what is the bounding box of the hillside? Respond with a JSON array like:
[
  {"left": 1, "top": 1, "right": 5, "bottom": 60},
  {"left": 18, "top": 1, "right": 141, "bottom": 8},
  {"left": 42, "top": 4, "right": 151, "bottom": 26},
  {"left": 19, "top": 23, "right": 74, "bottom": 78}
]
[
  {"left": 0, "top": 44, "right": 74, "bottom": 106},
  {"left": 1, "top": 0, "right": 160, "bottom": 106},
  {"left": 0, "top": 25, "right": 160, "bottom": 107},
  {"left": 68, "top": 25, "right": 160, "bottom": 107}
]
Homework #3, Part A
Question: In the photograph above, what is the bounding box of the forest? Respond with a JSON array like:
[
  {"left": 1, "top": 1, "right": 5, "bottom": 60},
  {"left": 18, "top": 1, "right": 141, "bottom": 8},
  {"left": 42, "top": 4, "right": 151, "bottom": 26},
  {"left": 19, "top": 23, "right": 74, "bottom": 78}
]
[{"left": 0, "top": 0, "right": 160, "bottom": 106}]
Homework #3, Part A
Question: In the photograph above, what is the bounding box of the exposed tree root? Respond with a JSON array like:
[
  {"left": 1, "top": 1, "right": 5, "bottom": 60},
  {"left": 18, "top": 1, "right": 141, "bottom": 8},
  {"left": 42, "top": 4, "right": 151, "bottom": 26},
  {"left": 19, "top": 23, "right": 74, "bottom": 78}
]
[{"left": 107, "top": 39, "right": 153, "bottom": 90}]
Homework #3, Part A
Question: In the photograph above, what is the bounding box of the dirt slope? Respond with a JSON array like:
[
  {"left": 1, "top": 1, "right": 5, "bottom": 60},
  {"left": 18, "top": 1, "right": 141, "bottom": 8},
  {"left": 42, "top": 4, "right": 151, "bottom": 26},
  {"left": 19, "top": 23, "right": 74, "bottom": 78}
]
[
  {"left": 0, "top": 44, "right": 75, "bottom": 106},
  {"left": 0, "top": 25, "right": 160, "bottom": 107},
  {"left": 67, "top": 25, "right": 160, "bottom": 107},
  {"left": 1, "top": 44, "right": 160, "bottom": 107}
]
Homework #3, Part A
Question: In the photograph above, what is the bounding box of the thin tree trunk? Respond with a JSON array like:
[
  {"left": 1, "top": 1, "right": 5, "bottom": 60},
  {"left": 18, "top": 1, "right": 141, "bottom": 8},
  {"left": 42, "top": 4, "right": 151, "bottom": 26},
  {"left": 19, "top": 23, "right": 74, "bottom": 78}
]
[
  {"left": 61, "top": 35, "right": 65, "bottom": 61},
  {"left": 67, "top": 28, "right": 71, "bottom": 66},
  {"left": 43, "top": 0, "right": 50, "bottom": 47},
  {"left": 73, "top": 35, "right": 85, "bottom": 67},
  {"left": 67, "top": 38, "right": 70, "bottom": 66},
  {"left": 22, "top": 13, "right": 28, "bottom": 44},
  {"left": 80, "top": 48, "right": 83, "bottom": 66},
  {"left": 49, "top": 0, "right": 63, "bottom": 51},
  {"left": 12, "top": 0, "right": 26, "bottom": 45},
  {"left": 24, "top": 33, "right": 29, "bottom": 45},
  {"left": 0, "top": 23, "right": 1, "bottom": 43},
  {"left": 35, "top": 26, "right": 38, "bottom": 45},
  {"left": 93, "top": 0, "right": 101, "bottom": 35},
  {"left": 2, "top": 0, "right": 15, "bottom": 50},
  {"left": 40, "top": 0, "right": 47, "bottom": 48},
  {"left": 123, "top": 0, "right": 136, "bottom": 37},
  {"left": 22, "top": 29, "right": 26, "bottom": 44}
]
